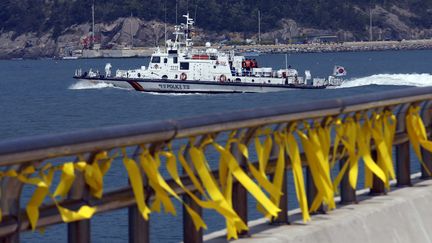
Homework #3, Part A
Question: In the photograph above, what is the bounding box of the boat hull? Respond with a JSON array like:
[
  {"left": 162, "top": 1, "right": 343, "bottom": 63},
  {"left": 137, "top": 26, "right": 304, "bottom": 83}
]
[{"left": 74, "top": 77, "right": 326, "bottom": 93}]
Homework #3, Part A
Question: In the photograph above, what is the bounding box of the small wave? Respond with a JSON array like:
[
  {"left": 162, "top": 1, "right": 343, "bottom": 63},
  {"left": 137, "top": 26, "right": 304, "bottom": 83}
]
[
  {"left": 339, "top": 73, "right": 432, "bottom": 88},
  {"left": 69, "top": 80, "right": 115, "bottom": 90}
]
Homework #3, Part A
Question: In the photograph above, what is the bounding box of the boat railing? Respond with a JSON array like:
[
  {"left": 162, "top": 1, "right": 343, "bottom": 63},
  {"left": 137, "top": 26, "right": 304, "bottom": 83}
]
[{"left": 1, "top": 87, "right": 432, "bottom": 242}]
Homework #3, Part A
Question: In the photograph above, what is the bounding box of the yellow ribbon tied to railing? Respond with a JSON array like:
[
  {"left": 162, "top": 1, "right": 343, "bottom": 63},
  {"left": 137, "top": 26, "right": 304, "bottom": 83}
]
[
  {"left": 358, "top": 114, "right": 387, "bottom": 189},
  {"left": 253, "top": 129, "right": 285, "bottom": 219},
  {"left": 24, "top": 162, "right": 97, "bottom": 230},
  {"left": 298, "top": 122, "right": 335, "bottom": 212},
  {"left": 406, "top": 106, "right": 432, "bottom": 175},
  {"left": 333, "top": 113, "right": 394, "bottom": 191},
  {"left": 189, "top": 139, "right": 249, "bottom": 239},
  {"left": 332, "top": 117, "right": 361, "bottom": 191},
  {"left": 370, "top": 112, "right": 396, "bottom": 189},
  {"left": 285, "top": 123, "right": 310, "bottom": 222}
]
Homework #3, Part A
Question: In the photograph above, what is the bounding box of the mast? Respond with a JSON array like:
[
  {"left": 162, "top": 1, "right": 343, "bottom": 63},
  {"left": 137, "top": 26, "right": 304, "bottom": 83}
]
[
  {"left": 258, "top": 10, "right": 261, "bottom": 45},
  {"left": 194, "top": 3, "right": 198, "bottom": 24},
  {"left": 175, "top": 0, "right": 178, "bottom": 25},
  {"left": 369, "top": 2, "right": 373, "bottom": 41},
  {"left": 130, "top": 12, "right": 133, "bottom": 48},
  {"left": 92, "top": 0, "right": 95, "bottom": 48},
  {"left": 164, "top": 0, "right": 167, "bottom": 46}
]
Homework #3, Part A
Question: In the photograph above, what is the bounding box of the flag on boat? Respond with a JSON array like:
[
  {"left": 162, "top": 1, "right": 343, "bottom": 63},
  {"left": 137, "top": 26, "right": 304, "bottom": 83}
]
[{"left": 333, "top": 66, "right": 347, "bottom": 76}]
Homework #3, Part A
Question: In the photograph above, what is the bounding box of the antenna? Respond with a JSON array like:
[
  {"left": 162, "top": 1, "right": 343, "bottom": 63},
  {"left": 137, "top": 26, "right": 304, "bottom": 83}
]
[
  {"left": 285, "top": 53, "right": 288, "bottom": 70},
  {"left": 258, "top": 10, "right": 261, "bottom": 45}
]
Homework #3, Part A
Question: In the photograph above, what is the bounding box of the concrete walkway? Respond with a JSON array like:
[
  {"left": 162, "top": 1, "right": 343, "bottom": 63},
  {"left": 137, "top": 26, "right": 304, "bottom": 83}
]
[{"left": 204, "top": 177, "right": 432, "bottom": 243}]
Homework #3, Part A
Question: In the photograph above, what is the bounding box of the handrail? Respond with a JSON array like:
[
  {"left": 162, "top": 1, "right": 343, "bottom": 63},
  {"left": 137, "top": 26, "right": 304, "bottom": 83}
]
[
  {"left": 1, "top": 87, "right": 432, "bottom": 165},
  {"left": 1, "top": 86, "right": 432, "bottom": 243}
]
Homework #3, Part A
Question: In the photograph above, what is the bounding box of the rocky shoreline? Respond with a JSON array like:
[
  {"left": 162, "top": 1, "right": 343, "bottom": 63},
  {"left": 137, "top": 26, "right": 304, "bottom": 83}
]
[{"left": 1, "top": 15, "right": 432, "bottom": 60}]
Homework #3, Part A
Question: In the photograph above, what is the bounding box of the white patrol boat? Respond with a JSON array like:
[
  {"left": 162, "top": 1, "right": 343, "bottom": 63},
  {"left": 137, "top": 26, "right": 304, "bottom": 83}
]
[{"left": 73, "top": 13, "right": 345, "bottom": 93}]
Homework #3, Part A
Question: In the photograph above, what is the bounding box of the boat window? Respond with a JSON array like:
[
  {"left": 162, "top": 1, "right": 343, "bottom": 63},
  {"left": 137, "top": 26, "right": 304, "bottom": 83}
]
[
  {"left": 151, "top": 56, "right": 161, "bottom": 63},
  {"left": 164, "top": 58, "right": 168, "bottom": 63},
  {"left": 173, "top": 57, "right": 178, "bottom": 64},
  {"left": 180, "top": 62, "right": 189, "bottom": 70}
]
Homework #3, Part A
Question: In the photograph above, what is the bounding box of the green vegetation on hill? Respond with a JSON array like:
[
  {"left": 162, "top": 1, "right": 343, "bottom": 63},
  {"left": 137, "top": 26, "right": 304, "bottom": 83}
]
[{"left": 1, "top": 0, "right": 432, "bottom": 38}]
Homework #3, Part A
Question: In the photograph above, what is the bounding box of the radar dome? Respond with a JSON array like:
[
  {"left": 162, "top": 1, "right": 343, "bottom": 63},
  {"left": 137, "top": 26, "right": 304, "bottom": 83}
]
[{"left": 205, "top": 42, "right": 211, "bottom": 48}]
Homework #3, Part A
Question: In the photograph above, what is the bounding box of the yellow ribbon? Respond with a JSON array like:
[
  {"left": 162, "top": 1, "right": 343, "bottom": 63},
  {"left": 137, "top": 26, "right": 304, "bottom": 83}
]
[
  {"left": 189, "top": 143, "right": 248, "bottom": 239},
  {"left": 298, "top": 123, "right": 335, "bottom": 212},
  {"left": 25, "top": 164, "right": 97, "bottom": 230},
  {"left": 406, "top": 106, "right": 432, "bottom": 175},
  {"left": 285, "top": 124, "right": 310, "bottom": 222},
  {"left": 176, "top": 146, "right": 243, "bottom": 237},
  {"left": 371, "top": 112, "right": 396, "bottom": 189},
  {"left": 212, "top": 141, "right": 281, "bottom": 217},
  {"left": 255, "top": 132, "right": 273, "bottom": 177},
  {"left": 358, "top": 115, "right": 387, "bottom": 188},
  {"left": 122, "top": 151, "right": 151, "bottom": 220}
]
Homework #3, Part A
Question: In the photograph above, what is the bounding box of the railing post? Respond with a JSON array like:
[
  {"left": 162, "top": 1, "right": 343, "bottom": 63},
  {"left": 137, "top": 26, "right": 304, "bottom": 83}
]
[
  {"left": 183, "top": 143, "right": 203, "bottom": 243},
  {"left": 68, "top": 153, "right": 97, "bottom": 243},
  {"left": 270, "top": 169, "right": 288, "bottom": 224},
  {"left": 396, "top": 105, "right": 411, "bottom": 186},
  {"left": 128, "top": 176, "right": 150, "bottom": 243},
  {"left": 232, "top": 183, "right": 248, "bottom": 234},
  {"left": 306, "top": 168, "right": 324, "bottom": 213},
  {"left": 270, "top": 126, "right": 288, "bottom": 225},
  {"left": 369, "top": 150, "right": 386, "bottom": 195},
  {"left": 231, "top": 143, "right": 248, "bottom": 237},
  {"left": 183, "top": 191, "right": 202, "bottom": 243},
  {"left": 230, "top": 128, "right": 259, "bottom": 237},
  {"left": 339, "top": 158, "right": 356, "bottom": 204},
  {"left": 421, "top": 103, "right": 432, "bottom": 179},
  {"left": 129, "top": 205, "right": 150, "bottom": 243},
  {"left": 67, "top": 169, "right": 90, "bottom": 243},
  {"left": 129, "top": 147, "right": 150, "bottom": 243},
  {"left": 396, "top": 142, "right": 411, "bottom": 186},
  {"left": 0, "top": 165, "right": 23, "bottom": 243}
]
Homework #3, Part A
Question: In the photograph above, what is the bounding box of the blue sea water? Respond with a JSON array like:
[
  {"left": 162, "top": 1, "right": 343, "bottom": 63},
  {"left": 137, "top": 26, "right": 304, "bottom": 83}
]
[{"left": 0, "top": 50, "right": 430, "bottom": 242}]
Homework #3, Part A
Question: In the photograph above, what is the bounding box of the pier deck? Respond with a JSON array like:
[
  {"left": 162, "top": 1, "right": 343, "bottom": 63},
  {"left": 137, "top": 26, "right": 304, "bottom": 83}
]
[{"left": 205, "top": 175, "right": 432, "bottom": 243}]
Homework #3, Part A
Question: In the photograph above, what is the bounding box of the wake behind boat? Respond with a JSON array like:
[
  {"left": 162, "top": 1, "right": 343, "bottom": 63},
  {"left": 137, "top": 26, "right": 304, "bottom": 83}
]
[{"left": 73, "top": 14, "right": 346, "bottom": 93}]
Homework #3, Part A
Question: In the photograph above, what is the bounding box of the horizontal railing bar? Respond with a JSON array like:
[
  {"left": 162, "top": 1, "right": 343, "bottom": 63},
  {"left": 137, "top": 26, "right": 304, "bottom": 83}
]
[
  {"left": 0, "top": 131, "right": 411, "bottom": 237},
  {"left": 175, "top": 106, "right": 342, "bottom": 138},
  {"left": 0, "top": 130, "right": 176, "bottom": 166},
  {"left": 0, "top": 87, "right": 431, "bottom": 166},
  {"left": 342, "top": 94, "right": 432, "bottom": 113}
]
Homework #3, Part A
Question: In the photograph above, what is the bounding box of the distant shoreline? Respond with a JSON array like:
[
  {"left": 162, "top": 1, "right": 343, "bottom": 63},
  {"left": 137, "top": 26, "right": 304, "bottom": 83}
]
[
  {"left": 224, "top": 39, "right": 432, "bottom": 55},
  {"left": 9, "top": 39, "right": 432, "bottom": 60}
]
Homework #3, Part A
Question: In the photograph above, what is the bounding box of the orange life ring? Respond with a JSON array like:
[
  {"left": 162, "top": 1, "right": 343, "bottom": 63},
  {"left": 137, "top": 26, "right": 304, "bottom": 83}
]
[
  {"left": 219, "top": 74, "right": 227, "bottom": 82},
  {"left": 180, "top": 73, "right": 187, "bottom": 80}
]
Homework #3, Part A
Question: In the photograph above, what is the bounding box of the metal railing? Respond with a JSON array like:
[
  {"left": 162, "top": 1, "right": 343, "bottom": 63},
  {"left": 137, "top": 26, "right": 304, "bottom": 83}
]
[{"left": 1, "top": 86, "right": 432, "bottom": 243}]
